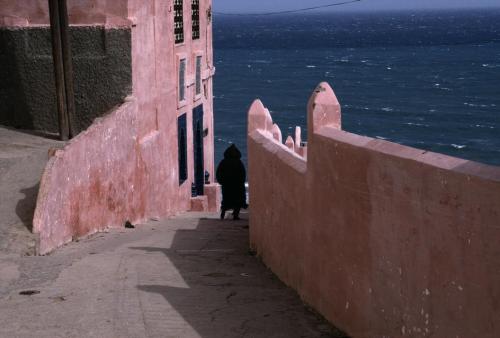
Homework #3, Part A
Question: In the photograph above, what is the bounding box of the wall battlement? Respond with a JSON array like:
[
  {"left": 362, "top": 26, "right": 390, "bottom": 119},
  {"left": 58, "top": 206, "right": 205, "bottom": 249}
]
[{"left": 247, "top": 82, "right": 500, "bottom": 337}]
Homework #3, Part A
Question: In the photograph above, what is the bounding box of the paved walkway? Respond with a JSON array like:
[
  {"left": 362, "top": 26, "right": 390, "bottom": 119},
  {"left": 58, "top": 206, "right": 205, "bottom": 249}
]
[{"left": 0, "top": 212, "right": 347, "bottom": 338}]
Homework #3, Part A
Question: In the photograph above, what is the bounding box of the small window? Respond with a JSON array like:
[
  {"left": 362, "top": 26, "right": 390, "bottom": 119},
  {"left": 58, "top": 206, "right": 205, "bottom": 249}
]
[
  {"left": 195, "top": 55, "right": 202, "bottom": 96},
  {"left": 174, "top": 0, "right": 184, "bottom": 44},
  {"left": 192, "top": 0, "right": 200, "bottom": 40},
  {"left": 178, "top": 113, "right": 187, "bottom": 185},
  {"left": 179, "top": 58, "right": 186, "bottom": 102}
]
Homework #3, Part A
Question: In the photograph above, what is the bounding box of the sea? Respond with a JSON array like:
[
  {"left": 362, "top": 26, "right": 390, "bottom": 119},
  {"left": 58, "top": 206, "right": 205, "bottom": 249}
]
[{"left": 212, "top": 9, "right": 500, "bottom": 167}]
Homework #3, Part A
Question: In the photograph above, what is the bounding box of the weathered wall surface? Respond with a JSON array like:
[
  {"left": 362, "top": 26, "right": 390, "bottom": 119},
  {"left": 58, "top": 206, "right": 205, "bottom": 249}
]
[
  {"left": 0, "top": 26, "right": 131, "bottom": 134},
  {"left": 34, "top": 99, "right": 140, "bottom": 254},
  {"left": 32, "top": 0, "right": 215, "bottom": 254},
  {"left": 248, "top": 82, "right": 500, "bottom": 337},
  {"left": 0, "top": 0, "right": 129, "bottom": 26}
]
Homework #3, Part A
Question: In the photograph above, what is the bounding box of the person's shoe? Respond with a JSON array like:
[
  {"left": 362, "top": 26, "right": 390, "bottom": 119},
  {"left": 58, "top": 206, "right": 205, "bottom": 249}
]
[{"left": 220, "top": 209, "right": 226, "bottom": 220}]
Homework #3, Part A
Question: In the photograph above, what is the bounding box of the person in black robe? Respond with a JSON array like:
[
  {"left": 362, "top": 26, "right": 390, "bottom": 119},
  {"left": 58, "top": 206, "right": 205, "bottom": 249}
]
[{"left": 216, "top": 144, "right": 247, "bottom": 220}]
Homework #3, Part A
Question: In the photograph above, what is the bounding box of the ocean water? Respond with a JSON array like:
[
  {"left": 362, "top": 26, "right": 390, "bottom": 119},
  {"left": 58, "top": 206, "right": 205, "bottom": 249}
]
[{"left": 213, "top": 9, "right": 500, "bottom": 167}]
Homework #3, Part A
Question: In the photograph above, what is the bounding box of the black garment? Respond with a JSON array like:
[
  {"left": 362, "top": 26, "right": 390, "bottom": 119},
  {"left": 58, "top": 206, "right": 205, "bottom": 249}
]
[{"left": 216, "top": 145, "right": 247, "bottom": 216}]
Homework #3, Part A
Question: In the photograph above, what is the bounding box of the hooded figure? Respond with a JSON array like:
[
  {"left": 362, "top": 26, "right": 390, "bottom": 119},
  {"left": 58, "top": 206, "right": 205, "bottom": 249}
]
[{"left": 216, "top": 144, "right": 247, "bottom": 220}]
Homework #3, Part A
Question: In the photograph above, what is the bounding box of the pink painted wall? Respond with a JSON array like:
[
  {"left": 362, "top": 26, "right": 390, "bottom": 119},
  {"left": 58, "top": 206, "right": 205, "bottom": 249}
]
[
  {"left": 248, "top": 82, "right": 500, "bottom": 337},
  {"left": 33, "top": 0, "right": 215, "bottom": 254},
  {"left": 0, "top": 0, "right": 129, "bottom": 26},
  {"left": 172, "top": 0, "right": 215, "bottom": 200}
]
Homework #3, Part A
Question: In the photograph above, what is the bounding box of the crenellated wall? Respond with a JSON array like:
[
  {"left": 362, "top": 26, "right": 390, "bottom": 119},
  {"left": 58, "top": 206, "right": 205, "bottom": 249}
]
[
  {"left": 32, "top": 0, "right": 216, "bottom": 254},
  {"left": 248, "top": 82, "right": 500, "bottom": 337}
]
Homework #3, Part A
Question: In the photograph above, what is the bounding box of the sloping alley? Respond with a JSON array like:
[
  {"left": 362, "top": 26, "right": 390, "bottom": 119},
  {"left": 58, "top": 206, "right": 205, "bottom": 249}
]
[{"left": 0, "top": 212, "right": 347, "bottom": 338}]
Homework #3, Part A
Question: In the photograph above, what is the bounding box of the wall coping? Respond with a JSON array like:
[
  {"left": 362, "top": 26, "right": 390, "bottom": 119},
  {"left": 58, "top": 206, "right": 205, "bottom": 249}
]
[
  {"left": 249, "top": 82, "right": 500, "bottom": 183},
  {"left": 317, "top": 126, "right": 500, "bottom": 183}
]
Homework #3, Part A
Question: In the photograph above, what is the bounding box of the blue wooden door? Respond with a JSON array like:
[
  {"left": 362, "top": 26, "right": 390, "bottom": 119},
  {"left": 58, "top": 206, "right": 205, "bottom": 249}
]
[{"left": 193, "top": 105, "right": 204, "bottom": 196}]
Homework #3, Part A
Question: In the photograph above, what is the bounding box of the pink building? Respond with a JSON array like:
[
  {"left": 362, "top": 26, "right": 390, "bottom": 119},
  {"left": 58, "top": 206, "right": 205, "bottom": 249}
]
[{"left": 0, "top": 0, "right": 218, "bottom": 254}]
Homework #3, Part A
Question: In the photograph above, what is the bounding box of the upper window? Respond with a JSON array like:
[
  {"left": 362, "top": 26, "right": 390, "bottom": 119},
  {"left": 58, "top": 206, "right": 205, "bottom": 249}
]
[
  {"left": 192, "top": 0, "right": 200, "bottom": 40},
  {"left": 174, "top": 0, "right": 184, "bottom": 44},
  {"left": 195, "top": 55, "right": 202, "bottom": 96},
  {"left": 179, "top": 58, "right": 186, "bottom": 102}
]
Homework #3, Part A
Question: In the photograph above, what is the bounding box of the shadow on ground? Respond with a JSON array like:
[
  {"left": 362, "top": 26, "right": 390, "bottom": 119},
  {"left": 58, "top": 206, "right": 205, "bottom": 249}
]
[
  {"left": 132, "top": 214, "right": 350, "bottom": 338},
  {"left": 15, "top": 183, "right": 40, "bottom": 232}
]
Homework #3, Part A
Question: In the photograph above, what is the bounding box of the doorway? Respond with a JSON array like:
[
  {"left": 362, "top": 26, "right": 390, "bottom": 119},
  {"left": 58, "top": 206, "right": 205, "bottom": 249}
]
[{"left": 193, "top": 105, "right": 204, "bottom": 196}]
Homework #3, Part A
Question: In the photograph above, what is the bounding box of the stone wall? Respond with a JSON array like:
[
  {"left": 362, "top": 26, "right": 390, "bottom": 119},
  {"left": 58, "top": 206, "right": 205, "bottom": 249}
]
[
  {"left": 247, "top": 82, "right": 500, "bottom": 337},
  {"left": 0, "top": 26, "right": 131, "bottom": 134}
]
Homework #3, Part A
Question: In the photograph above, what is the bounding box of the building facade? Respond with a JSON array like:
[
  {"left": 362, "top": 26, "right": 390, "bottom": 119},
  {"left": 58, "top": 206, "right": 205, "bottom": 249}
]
[{"left": 0, "top": 0, "right": 217, "bottom": 254}]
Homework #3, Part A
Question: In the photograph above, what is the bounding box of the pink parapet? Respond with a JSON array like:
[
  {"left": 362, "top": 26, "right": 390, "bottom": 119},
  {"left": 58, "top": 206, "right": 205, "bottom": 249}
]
[
  {"left": 248, "top": 99, "right": 268, "bottom": 133},
  {"left": 285, "top": 136, "right": 295, "bottom": 151},
  {"left": 248, "top": 98, "right": 274, "bottom": 134},
  {"left": 247, "top": 81, "right": 500, "bottom": 338},
  {"left": 307, "top": 82, "right": 341, "bottom": 137},
  {"left": 271, "top": 124, "right": 282, "bottom": 143}
]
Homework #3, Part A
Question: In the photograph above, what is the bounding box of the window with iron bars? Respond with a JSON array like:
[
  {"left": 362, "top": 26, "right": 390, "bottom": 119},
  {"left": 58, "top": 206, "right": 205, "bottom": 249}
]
[
  {"left": 192, "top": 0, "right": 200, "bottom": 40},
  {"left": 174, "top": 0, "right": 184, "bottom": 44},
  {"left": 195, "top": 55, "right": 202, "bottom": 96},
  {"left": 179, "top": 58, "right": 186, "bottom": 101}
]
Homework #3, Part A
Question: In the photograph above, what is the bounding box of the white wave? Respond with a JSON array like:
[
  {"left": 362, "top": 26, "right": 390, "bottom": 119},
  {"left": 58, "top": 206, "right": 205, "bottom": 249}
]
[
  {"left": 381, "top": 107, "right": 394, "bottom": 112},
  {"left": 451, "top": 144, "right": 467, "bottom": 149},
  {"left": 482, "top": 64, "right": 500, "bottom": 68},
  {"left": 406, "top": 122, "right": 428, "bottom": 127},
  {"left": 473, "top": 124, "right": 496, "bottom": 129},
  {"left": 306, "top": 65, "right": 316, "bottom": 68},
  {"left": 375, "top": 136, "right": 388, "bottom": 140},
  {"left": 464, "top": 102, "right": 490, "bottom": 107}
]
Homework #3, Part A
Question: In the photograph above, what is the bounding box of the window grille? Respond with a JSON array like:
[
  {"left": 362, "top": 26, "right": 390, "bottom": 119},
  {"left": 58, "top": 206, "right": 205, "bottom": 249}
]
[
  {"left": 192, "top": 0, "right": 200, "bottom": 40},
  {"left": 178, "top": 113, "right": 188, "bottom": 185},
  {"left": 195, "top": 55, "right": 202, "bottom": 96},
  {"left": 174, "top": 0, "right": 184, "bottom": 44},
  {"left": 179, "top": 58, "right": 186, "bottom": 101}
]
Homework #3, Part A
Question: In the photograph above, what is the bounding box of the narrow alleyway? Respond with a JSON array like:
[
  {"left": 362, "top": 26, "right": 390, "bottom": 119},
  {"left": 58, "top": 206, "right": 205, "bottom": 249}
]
[{"left": 0, "top": 212, "right": 347, "bottom": 338}]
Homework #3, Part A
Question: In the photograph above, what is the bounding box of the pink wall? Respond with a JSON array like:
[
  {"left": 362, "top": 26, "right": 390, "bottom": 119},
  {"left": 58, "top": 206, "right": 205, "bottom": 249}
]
[
  {"left": 33, "top": 0, "right": 215, "bottom": 254},
  {"left": 172, "top": 0, "right": 215, "bottom": 196},
  {"left": 248, "top": 82, "right": 500, "bottom": 337},
  {"left": 0, "top": 0, "right": 129, "bottom": 26}
]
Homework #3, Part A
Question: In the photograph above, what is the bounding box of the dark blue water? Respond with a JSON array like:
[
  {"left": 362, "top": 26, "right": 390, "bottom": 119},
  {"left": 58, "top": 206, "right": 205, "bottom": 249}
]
[{"left": 213, "top": 9, "right": 500, "bottom": 166}]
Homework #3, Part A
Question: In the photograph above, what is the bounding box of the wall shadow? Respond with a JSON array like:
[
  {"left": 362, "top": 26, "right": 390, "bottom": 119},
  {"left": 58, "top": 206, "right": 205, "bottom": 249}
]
[
  {"left": 0, "top": 29, "right": 33, "bottom": 131},
  {"left": 15, "top": 183, "right": 40, "bottom": 232},
  {"left": 131, "top": 216, "right": 349, "bottom": 338}
]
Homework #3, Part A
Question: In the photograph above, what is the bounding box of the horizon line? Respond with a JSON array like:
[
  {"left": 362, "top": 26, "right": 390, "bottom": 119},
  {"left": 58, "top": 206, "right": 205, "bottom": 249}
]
[{"left": 213, "top": 6, "right": 500, "bottom": 16}]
